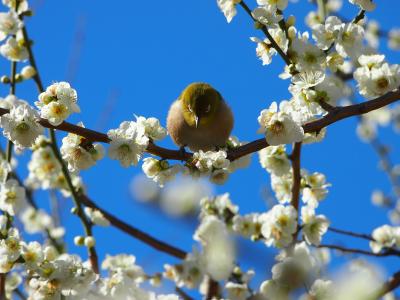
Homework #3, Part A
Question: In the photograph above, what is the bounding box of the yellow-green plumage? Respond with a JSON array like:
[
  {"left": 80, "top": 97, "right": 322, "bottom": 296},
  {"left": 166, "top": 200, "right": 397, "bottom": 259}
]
[{"left": 167, "top": 82, "right": 234, "bottom": 151}]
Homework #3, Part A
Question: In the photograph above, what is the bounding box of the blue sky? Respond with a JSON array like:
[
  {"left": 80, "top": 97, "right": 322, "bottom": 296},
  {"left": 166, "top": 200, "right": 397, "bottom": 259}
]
[{"left": 1, "top": 0, "right": 400, "bottom": 296}]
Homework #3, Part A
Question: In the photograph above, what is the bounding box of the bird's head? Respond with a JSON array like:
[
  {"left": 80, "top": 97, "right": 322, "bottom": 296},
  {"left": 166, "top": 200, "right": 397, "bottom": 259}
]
[{"left": 180, "top": 82, "right": 222, "bottom": 128}]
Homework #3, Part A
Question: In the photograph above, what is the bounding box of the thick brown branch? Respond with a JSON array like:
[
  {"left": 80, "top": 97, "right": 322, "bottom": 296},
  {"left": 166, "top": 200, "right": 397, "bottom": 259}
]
[
  {"left": 206, "top": 279, "right": 220, "bottom": 300},
  {"left": 290, "top": 142, "right": 302, "bottom": 210},
  {"left": 79, "top": 195, "right": 187, "bottom": 259}
]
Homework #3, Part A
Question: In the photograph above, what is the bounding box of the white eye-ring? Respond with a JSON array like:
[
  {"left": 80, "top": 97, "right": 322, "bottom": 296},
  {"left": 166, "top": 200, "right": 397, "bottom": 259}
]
[
  {"left": 205, "top": 104, "right": 211, "bottom": 113},
  {"left": 188, "top": 106, "right": 193, "bottom": 113}
]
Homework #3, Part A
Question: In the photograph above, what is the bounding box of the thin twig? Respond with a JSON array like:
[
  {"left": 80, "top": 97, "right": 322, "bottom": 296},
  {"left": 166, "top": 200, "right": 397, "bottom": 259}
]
[
  {"left": 352, "top": 9, "right": 366, "bottom": 24},
  {"left": 328, "top": 227, "right": 373, "bottom": 241},
  {"left": 316, "top": 244, "right": 400, "bottom": 257},
  {"left": 175, "top": 287, "right": 194, "bottom": 300},
  {"left": 239, "top": 1, "right": 292, "bottom": 66},
  {"left": 48, "top": 129, "right": 99, "bottom": 273}
]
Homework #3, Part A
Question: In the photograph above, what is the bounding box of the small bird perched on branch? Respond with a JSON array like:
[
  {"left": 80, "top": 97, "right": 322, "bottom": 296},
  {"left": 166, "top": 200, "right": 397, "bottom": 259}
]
[{"left": 167, "top": 82, "right": 234, "bottom": 151}]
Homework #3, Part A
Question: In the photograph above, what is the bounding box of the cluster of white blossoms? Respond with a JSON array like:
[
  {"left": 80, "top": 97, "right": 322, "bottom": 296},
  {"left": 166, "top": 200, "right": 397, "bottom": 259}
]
[
  {"left": 107, "top": 118, "right": 151, "bottom": 167},
  {"left": 61, "top": 123, "right": 104, "bottom": 172},
  {"left": 354, "top": 54, "right": 400, "bottom": 99},
  {"left": 36, "top": 82, "right": 80, "bottom": 126},
  {"left": 0, "top": 101, "right": 43, "bottom": 149},
  {"left": 141, "top": 136, "right": 250, "bottom": 187},
  {"left": 0, "top": 0, "right": 399, "bottom": 298},
  {"left": 0, "top": 226, "right": 180, "bottom": 299},
  {"left": 369, "top": 224, "right": 400, "bottom": 253},
  {"left": 258, "top": 101, "right": 304, "bottom": 146}
]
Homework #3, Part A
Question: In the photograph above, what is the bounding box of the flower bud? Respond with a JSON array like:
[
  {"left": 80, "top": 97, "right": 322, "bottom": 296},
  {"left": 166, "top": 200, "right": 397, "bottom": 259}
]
[
  {"left": 1, "top": 76, "right": 10, "bottom": 84},
  {"left": 287, "top": 15, "right": 296, "bottom": 27},
  {"left": 84, "top": 236, "right": 96, "bottom": 248},
  {"left": 15, "top": 74, "right": 23, "bottom": 82},
  {"left": 254, "top": 21, "right": 263, "bottom": 30},
  {"left": 288, "top": 26, "right": 296, "bottom": 40},
  {"left": 21, "top": 66, "right": 36, "bottom": 79},
  {"left": 74, "top": 235, "right": 85, "bottom": 246}
]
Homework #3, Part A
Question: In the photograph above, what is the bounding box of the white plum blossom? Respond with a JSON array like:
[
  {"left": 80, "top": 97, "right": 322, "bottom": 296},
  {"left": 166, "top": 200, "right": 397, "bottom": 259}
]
[
  {"left": 84, "top": 207, "right": 110, "bottom": 226},
  {"left": 164, "top": 250, "right": 204, "bottom": 289},
  {"left": 26, "top": 138, "right": 63, "bottom": 190},
  {"left": 194, "top": 215, "right": 235, "bottom": 280},
  {"left": 0, "top": 103, "right": 43, "bottom": 149},
  {"left": 61, "top": 123, "right": 104, "bottom": 172},
  {"left": 20, "top": 207, "right": 53, "bottom": 234},
  {"left": 4, "top": 272, "right": 22, "bottom": 299},
  {"left": 349, "top": 0, "right": 376, "bottom": 11},
  {"left": 225, "top": 281, "right": 251, "bottom": 300},
  {"left": 20, "top": 241, "right": 44, "bottom": 269},
  {"left": 21, "top": 65, "right": 36, "bottom": 79},
  {"left": 302, "top": 171, "right": 330, "bottom": 208},
  {"left": 260, "top": 279, "right": 290, "bottom": 300},
  {"left": 261, "top": 204, "right": 297, "bottom": 248},
  {"left": 232, "top": 213, "right": 265, "bottom": 240},
  {"left": 102, "top": 254, "right": 145, "bottom": 281},
  {"left": 271, "top": 172, "right": 293, "bottom": 203},
  {"left": 217, "top": 0, "right": 241, "bottom": 23},
  {"left": 0, "top": 178, "right": 26, "bottom": 216},
  {"left": 301, "top": 279, "right": 333, "bottom": 299},
  {"left": 257, "top": 0, "right": 288, "bottom": 10},
  {"left": 200, "top": 193, "right": 239, "bottom": 222},
  {"left": 291, "top": 36, "right": 325, "bottom": 72},
  {"left": 312, "top": 16, "right": 343, "bottom": 50},
  {"left": 335, "top": 22, "right": 364, "bottom": 59},
  {"left": 142, "top": 157, "right": 181, "bottom": 187},
  {"left": 258, "top": 101, "right": 304, "bottom": 145},
  {"left": 0, "top": 11, "right": 23, "bottom": 41},
  {"left": 0, "top": 37, "right": 28, "bottom": 61},
  {"left": 0, "top": 228, "right": 21, "bottom": 272},
  {"left": 369, "top": 225, "right": 399, "bottom": 253},
  {"left": 136, "top": 115, "right": 167, "bottom": 141},
  {"left": 354, "top": 55, "right": 400, "bottom": 99},
  {"left": 191, "top": 149, "right": 231, "bottom": 184},
  {"left": 388, "top": 28, "right": 400, "bottom": 50},
  {"left": 159, "top": 178, "right": 212, "bottom": 216},
  {"left": 301, "top": 205, "right": 329, "bottom": 245},
  {"left": 36, "top": 82, "right": 80, "bottom": 125},
  {"left": 250, "top": 27, "right": 288, "bottom": 66},
  {"left": 252, "top": 5, "right": 283, "bottom": 26},
  {"left": 108, "top": 120, "right": 149, "bottom": 167},
  {"left": 259, "top": 145, "right": 291, "bottom": 176}
]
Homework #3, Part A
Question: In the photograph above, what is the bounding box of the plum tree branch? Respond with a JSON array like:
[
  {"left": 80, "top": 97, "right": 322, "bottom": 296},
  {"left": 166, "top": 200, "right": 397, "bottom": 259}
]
[
  {"left": 0, "top": 88, "right": 396, "bottom": 163},
  {"left": 316, "top": 244, "right": 400, "bottom": 257},
  {"left": 79, "top": 194, "right": 187, "bottom": 259}
]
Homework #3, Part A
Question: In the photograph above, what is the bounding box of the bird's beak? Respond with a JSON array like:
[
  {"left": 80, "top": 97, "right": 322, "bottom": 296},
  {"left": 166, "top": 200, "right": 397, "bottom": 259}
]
[{"left": 194, "top": 115, "right": 200, "bottom": 128}]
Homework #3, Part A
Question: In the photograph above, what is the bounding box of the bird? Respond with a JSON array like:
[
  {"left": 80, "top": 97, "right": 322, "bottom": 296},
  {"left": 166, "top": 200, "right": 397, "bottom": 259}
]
[{"left": 167, "top": 82, "right": 234, "bottom": 152}]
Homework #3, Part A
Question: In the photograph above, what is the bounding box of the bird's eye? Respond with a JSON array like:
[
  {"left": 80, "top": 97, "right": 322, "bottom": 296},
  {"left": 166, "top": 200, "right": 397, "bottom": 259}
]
[
  {"left": 188, "top": 106, "right": 193, "bottom": 113},
  {"left": 205, "top": 104, "right": 211, "bottom": 113}
]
